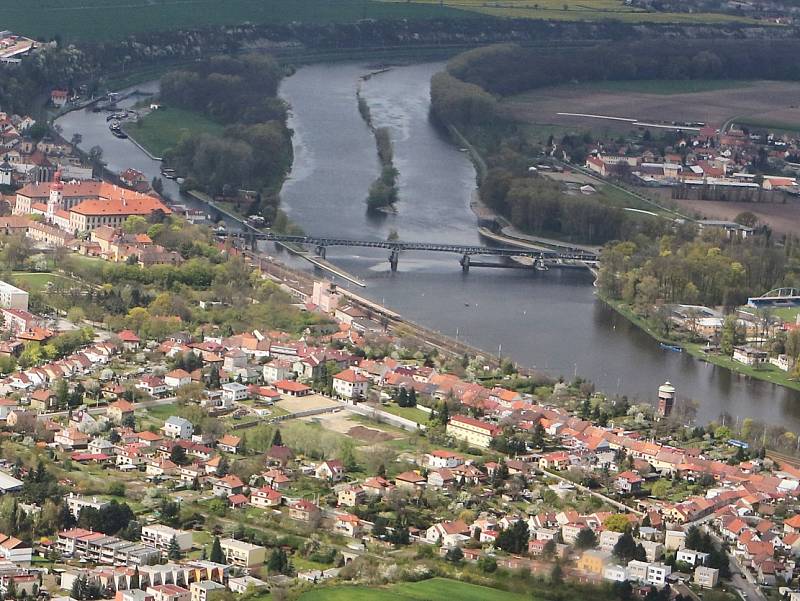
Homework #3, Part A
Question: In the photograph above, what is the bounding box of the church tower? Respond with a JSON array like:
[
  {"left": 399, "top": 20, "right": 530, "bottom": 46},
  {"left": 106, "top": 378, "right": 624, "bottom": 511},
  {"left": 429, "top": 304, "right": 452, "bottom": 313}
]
[{"left": 47, "top": 170, "right": 64, "bottom": 221}]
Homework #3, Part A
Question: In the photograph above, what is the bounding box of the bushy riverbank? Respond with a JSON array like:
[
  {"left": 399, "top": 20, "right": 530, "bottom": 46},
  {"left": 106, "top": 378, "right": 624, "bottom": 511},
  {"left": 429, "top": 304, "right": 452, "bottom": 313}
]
[{"left": 600, "top": 295, "right": 800, "bottom": 393}]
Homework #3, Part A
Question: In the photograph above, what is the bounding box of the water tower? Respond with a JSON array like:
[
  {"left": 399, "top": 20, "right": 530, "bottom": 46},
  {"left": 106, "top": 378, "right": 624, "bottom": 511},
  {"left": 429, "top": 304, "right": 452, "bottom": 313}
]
[{"left": 657, "top": 381, "right": 676, "bottom": 418}]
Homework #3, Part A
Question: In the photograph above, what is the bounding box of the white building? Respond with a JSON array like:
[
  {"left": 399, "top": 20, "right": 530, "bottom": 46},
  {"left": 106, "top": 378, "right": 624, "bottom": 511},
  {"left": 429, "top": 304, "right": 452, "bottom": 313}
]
[
  {"left": 603, "top": 564, "right": 628, "bottom": 582},
  {"left": 162, "top": 416, "right": 193, "bottom": 439},
  {"left": 141, "top": 524, "right": 193, "bottom": 553},
  {"left": 66, "top": 493, "right": 109, "bottom": 519},
  {"left": 221, "top": 382, "right": 247, "bottom": 404},
  {"left": 646, "top": 563, "right": 671, "bottom": 587},
  {"left": 227, "top": 576, "right": 267, "bottom": 594},
  {"left": 676, "top": 548, "right": 709, "bottom": 567},
  {"left": 332, "top": 369, "right": 368, "bottom": 401},
  {"left": 0, "top": 281, "right": 28, "bottom": 311},
  {"left": 190, "top": 581, "right": 225, "bottom": 601}
]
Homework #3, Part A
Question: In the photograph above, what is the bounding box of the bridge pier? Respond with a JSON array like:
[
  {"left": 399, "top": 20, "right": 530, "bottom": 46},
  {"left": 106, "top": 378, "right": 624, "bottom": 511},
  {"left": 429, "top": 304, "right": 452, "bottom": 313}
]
[
  {"left": 389, "top": 250, "right": 399, "bottom": 272},
  {"left": 460, "top": 254, "right": 470, "bottom": 273},
  {"left": 315, "top": 245, "right": 327, "bottom": 259}
]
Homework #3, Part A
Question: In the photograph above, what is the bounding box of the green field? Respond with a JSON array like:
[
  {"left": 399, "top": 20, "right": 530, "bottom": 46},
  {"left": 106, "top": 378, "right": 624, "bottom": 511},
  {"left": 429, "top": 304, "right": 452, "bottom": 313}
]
[
  {"left": 377, "top": 403, "right": 431, "bottom": 424},
  {"left": 11, "top": 272, "right": 77, "bottom": 293},
  {"left": 772, "top": 306, "right": 800, "bottom": 323},
  {"left": 0, "top": 0, "right": 469, "bottom": 41},
  {"left": 380, "top": 0, "right": 757, "bottom": 22},
  {"left": 299, "top": 578, "right": 530, "bottom": 601},
  {"left": 123, "top": 108, "right": 225, "bottom": 158},
  {"left": 733, "top": 117, "right": 800, "bottom": 134}
]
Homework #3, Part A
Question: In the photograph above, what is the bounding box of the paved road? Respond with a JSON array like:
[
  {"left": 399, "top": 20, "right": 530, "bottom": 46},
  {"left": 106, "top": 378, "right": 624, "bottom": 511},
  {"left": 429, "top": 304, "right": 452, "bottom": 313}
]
[{"left": 701, "top": 524, "right": 765, "bottom": 601}]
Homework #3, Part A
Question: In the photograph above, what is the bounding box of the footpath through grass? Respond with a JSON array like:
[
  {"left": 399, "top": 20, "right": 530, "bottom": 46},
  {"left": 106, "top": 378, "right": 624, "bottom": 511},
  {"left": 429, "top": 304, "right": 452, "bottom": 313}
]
[
  {"left": 299, "top": 578, "right": 531, "bottom": 601},
  {"left": 123, "top": 108, "right": 224, "bottom": 158}
]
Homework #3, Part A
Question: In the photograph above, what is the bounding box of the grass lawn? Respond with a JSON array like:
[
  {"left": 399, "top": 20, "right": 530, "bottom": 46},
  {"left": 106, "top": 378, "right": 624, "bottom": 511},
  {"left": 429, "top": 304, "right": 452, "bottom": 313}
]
[
  {"left": 1, "top": 0, "right": 469, "bottom": 41},
  {"left": 299, "top": 578, "right": 531, "bottom": 601},
  {"left": 377, "top": 403, "right": 430, "bottom": 424},
  {"left": 140, "top": 403, "right": 179, "bottom": 421},
  {"left": 123, "top": 108, "right": 225, "bottom": 158},
  {"left": 772, "top": 306, "right": 800, "bottom": 323},
  {"left": 11, "top": 272, "right": 77, "bottom": 293}
]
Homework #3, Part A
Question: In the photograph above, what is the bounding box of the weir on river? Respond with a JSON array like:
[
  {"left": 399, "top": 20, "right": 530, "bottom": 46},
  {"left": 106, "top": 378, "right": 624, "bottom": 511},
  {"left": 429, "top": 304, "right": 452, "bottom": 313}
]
[{"left": 55, "top": 61, "right": 800, "bottom": 431}]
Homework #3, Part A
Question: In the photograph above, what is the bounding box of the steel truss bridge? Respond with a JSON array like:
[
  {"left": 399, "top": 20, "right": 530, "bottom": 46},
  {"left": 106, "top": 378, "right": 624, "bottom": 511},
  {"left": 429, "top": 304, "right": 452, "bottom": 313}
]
[{"left": 222, "top": 232, "right": 598, "bottom": 272}]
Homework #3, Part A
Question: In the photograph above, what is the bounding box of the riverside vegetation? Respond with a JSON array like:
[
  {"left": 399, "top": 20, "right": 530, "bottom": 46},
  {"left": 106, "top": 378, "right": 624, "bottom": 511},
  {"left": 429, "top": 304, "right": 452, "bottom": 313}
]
[
  {"left": 430, "top": 41, "right": 800, "bottom": 383},
  {"left": 156, "top": 54, "right": 293, "bottom": 226},
  {"left": 358, "top": 92, "right": 400, "bottom": 212}
]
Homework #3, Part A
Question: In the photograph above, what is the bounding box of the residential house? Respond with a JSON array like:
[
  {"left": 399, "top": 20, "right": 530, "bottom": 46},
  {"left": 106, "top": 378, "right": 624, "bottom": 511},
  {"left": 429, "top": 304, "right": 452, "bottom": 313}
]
[
  {"left": 162, "top": 416, "right": 193, "bottom": 440},
  {"left": 315, "top": 460, "right": 345, "bottom": 482},
  {"left": 288, "top": 500, "right": 320, "bottom": 524}
]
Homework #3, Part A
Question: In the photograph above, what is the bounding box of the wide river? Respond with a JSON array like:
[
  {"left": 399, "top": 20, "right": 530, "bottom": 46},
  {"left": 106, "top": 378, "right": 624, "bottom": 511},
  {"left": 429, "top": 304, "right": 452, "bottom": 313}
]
[{"left": 57, "top": 62, "right": 800, "bottom": 430}]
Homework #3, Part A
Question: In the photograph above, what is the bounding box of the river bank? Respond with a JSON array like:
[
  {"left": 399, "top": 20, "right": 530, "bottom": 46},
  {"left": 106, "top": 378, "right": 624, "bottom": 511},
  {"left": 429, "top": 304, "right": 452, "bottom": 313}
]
[
  {"left": 56, "top": 60, "right": 800, "bottom": 430},
  {"left": 600, "top": 295, "right": 800, "bottom": 393}
]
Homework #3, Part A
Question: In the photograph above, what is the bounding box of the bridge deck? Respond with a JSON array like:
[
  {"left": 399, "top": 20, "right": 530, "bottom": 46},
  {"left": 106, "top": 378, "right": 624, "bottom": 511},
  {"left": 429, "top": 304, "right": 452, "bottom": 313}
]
[{"left": 225, "top": 232, "right": 598, "bottom": 261}]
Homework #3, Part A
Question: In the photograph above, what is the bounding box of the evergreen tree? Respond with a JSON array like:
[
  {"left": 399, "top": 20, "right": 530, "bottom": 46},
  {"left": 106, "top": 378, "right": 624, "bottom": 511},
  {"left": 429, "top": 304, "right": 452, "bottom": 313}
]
[
  {"left": 209, "top": 537, "right": 224, "bottom": 564},
  {"left": 445, "top": 547, "right": 464, "bottom": 563},
  {"left": 272, "top": 429, "right": 283, "bottom": 447},
  {"left": 397, "top": 388, "right": 408, "bottom": 407},
  {"left": 550, "top": 560, "right": 563, "bottom": 584},
  {"left": 575, "top": 527, "right": 597, "bottom": 550},
  {"left": 407, "top": 388, "right": 417, "bottom": 407},
  {"left": 216, "top": 456, "right": 229, "bottom": 477},
  {"left": 167, "top": 535, "right": 182, "bottom": 560},
  {"left": 613, "top": 531, "right": 638, "bottom": 562}
]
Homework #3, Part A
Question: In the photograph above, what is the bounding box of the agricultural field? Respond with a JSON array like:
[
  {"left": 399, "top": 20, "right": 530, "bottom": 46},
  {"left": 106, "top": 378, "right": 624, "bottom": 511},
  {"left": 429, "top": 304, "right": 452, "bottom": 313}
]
[
  {"left": 0, "top": 0, "right": 469, "bottom": 41},
  {"left": 380, "top": 0, "right": 757, "bottom": 22},
  {"left": 503, "top": 79, "right": 800, "bottom": 136},
  {"left": 669, "top": 196, "right": 800, "bottom": 236},
  {"left": 122, "top": 108, "right": 225, "bottom": 158},
  {"left": 299, "top": 578, "right": 531, "bottom": 601}
]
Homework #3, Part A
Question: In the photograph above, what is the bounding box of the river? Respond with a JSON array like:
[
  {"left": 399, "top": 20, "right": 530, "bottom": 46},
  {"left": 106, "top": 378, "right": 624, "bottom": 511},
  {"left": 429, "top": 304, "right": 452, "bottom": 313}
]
[{"left": 55, "top": 62, "right": 800, "bottom": 431}]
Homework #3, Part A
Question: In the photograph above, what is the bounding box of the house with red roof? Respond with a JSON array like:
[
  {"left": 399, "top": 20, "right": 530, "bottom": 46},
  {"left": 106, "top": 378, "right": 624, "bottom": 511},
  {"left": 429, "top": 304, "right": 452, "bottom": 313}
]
[
  {"left": 315, "top": 459, "right": 345, "bottom": 482},
  {"left": 615, "top": 471, "right": 644, "bottom": 493},
  {"left": 332, "top": 368, "right": 368, "bottom": 401},
  {"left": 289, "top": 500, "right": 320, "bottom": 523},
  {"left": 107, "top": 399, "right": 134, "bottom": 424},
  {"left": 273, "top": 380, "right": 311, "bottom": 397},
  {"left": 250, "top": 486, "right": 282, "bottom": 509},
  {"left": 445, "top": 414, "right": 500, "bottom": 449},
  {"left": 116, "top": 330, "right": 141, "bottom": 351}
]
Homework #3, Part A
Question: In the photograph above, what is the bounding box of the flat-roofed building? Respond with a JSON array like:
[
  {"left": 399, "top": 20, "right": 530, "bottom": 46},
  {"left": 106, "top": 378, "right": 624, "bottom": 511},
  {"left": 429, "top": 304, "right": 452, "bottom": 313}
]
[
  {"left": 219, "top": 538, "right": 266, "bottom": 568},
  {"left": 0, "top": 281, "right": 28, "bottom": 311}
]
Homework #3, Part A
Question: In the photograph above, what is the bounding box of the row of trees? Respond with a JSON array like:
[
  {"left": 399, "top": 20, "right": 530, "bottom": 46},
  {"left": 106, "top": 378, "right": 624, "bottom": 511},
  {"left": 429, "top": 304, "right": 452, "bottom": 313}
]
[{"left": 445, "top": 41, "right": 800, "bottom": 99}]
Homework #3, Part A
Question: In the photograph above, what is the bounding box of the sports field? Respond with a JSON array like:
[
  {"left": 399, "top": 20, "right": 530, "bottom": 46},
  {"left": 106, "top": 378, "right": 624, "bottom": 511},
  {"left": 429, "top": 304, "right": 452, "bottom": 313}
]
[
  {"left": 0, "top": 0, "right": 469, "bottom": 41},
  {"left": 380, "top": 0, "right": 756, "bottom": 22},
  {"left": 299, "top": 578, "right": 530, "bottom": 601}
]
